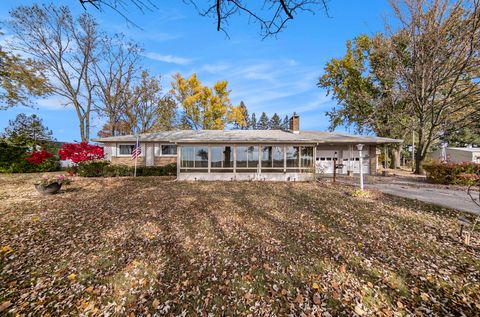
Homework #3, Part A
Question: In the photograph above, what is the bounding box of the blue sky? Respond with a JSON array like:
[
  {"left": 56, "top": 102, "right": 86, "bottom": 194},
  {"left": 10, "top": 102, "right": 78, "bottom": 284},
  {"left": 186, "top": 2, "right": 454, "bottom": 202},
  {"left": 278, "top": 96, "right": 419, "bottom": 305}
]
[{"left": 0, "top": 0, "right": 392, "bottom": 142}]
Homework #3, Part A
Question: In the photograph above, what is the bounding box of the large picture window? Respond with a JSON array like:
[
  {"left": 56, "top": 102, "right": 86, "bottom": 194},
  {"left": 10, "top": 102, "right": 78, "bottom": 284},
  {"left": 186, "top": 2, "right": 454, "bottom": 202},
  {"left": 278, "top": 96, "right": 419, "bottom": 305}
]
[
  {"left": 178, "top": 144, "right": 315, "bottom": 174},
  {"left": 262, "top": 146, "right": 283, "bottom": 169},
  {"left": 119, "top": 144, "right": 135, "bottom": 155},
  {"left": 211, "top": 146, "right": 233, "bottom": 171},
  {"left": 286, "top": 146, "right": 300, "bottom": 168},
  {"left": 300, "top": 146, "right": 314, "bottom": 168},
  {"left": 236, "top": 146, "right": 258, "bottom": 171},
  {"left": 181, "top": 146, "right": 208, "bottom": 171}
]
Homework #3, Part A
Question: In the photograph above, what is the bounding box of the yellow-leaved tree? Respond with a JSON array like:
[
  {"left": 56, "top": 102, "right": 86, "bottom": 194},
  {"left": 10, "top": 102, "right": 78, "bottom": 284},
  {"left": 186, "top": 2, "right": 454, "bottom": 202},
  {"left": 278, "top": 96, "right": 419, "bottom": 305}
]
[{"left": 171, "top": 73, "right": 245, "bottom": 130}]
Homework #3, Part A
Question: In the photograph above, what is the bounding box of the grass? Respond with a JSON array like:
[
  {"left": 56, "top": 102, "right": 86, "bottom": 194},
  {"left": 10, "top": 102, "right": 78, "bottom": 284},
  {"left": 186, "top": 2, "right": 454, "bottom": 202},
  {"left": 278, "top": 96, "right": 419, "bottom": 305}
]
[{"left": 0, "top": 173, "right": 479, "bottom": 315}]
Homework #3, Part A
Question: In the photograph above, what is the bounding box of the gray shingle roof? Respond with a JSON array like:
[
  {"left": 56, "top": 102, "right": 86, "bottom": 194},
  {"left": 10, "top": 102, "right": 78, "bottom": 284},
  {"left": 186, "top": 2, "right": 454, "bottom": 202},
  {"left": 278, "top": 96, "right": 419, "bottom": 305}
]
[{"left": 92, "top": 130, "right": 402, "bottom": 144}]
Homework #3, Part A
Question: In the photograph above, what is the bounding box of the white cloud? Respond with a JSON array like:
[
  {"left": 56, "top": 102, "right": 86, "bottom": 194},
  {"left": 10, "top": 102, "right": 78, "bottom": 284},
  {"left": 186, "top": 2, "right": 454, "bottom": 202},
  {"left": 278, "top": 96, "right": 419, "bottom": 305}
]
[
  {"left": 144, "top": 52, "right": 191, "bottom": 65},
  {"left": 36, "top": 96, "right": 70, "bottom": 111},
  {"left": 200, "top": 63, "right": 230, "bottom": 73}
]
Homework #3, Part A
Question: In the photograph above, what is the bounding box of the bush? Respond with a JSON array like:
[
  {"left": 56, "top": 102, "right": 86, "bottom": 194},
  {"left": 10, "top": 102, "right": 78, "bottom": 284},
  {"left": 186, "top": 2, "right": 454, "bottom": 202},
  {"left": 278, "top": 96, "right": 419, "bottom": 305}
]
[
  {"left": 136, "top": 164, "right": 177, "bottom": 176},
  {"left": 77, "top": 160, "right": 111, "bottom": 177},
  {"left": 25, "top": 150, "right": 53, "bottom": 165},
  {"left": 76, "top": 161, "right": 177, "bottom": 177},
  {"left": 423, "top": 161, "right": 480, "bottom": 185},
  {"left": 0, "top": 142, "right": 60, "bottom": 173},
  {"left": 103, "top": 164, "right": 132, "bottom": 177},
  {"left": 59, "top": 142, "right": 104, "bottom": 163}
]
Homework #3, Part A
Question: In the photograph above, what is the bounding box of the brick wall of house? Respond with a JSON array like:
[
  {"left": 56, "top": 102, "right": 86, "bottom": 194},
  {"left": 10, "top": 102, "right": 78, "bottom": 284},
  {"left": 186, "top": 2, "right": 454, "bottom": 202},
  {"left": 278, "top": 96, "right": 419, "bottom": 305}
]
[
  {"left": 111, "top": 157, "right": 146, "bottom": 166},
  {"left": 111, "top": 155, "right": 175, "bottom": 167},
  {"left": 154, "top": 156, "right": 176, "bottom": 166}
]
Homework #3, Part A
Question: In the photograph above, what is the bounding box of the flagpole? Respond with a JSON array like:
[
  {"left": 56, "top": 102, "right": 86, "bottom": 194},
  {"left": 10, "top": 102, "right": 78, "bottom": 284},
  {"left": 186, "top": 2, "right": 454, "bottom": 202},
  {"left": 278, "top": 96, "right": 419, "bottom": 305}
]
[{"left": 134, "top": 136, "right": 139, "bottom": 177}]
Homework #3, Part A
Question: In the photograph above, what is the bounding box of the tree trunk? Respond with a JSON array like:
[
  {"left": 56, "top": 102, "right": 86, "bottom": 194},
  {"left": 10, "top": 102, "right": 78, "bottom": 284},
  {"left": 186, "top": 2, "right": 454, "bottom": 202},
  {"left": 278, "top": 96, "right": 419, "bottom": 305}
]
[
  {"left": 85, "top": 114, "right": 90, "bottom": 142},
  {"left": 389, "top": 147, "right": 401, "bottom": 169},
  {"left": 414, "top": 145, "right": 426, "bottom": 174},
  {"left": 79, "top": 120, "right": 85, "bottom": 142}
]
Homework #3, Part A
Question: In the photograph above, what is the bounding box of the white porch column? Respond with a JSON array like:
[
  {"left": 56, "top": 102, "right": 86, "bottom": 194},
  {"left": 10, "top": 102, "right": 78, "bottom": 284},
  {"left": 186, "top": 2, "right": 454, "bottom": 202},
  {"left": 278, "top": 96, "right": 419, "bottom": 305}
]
[
  {"left": 208, "top": 145, "right": 211, "bottom": 173},
  {"left": 176, "top": 145, "right": 181, "bottom": 177},
  {"left": 233, "top": 144, "right": 237, "bottom": 177}
]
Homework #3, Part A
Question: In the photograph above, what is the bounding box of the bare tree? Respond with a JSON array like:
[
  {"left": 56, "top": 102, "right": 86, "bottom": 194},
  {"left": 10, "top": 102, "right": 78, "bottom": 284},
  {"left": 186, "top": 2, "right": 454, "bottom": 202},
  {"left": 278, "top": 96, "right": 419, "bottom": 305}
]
[
  {"left": 123, "top": 70, "right": 178, "bottom": 134},
  {"left": 8, "top": 4, "right": 100, "bottom": 141},
  {"left": 78, "top": 0, "right": 329, "bottom": 37},
  {"left": 389, "top": 0, "right": 480, "bottom": 173},
  {"left": 93, "top": 34, "right": 142, "bottom": 137}
]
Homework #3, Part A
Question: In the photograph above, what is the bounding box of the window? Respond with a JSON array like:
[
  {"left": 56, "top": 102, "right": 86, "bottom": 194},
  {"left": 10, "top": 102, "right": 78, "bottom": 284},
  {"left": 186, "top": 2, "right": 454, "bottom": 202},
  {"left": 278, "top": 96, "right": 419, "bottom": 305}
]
[
  {"left": 286, "top": 146, "right": 299, "bottom": 167},
  {"left": 262, "top": 146, "right": 273, "bottom": 168},
  {"left": 236, "top": 146, "right": 258, "bottom": 168},
  {"left": 262, "top": 146, "right": 283, "bottom": 169},
  {"left": 161, "top": 145, "right": 177, "bottom": 155},
  {"left": 301, "top": 147, "right": 314, "bottom": 168},
  {"left": 180, "top": 146, "right": 208, "bottom": 170},
  {"left": 211, "top": 146, "right": 233, "bottom": 171},
  {"left": 119, "top": 144, "right": 135, "bottom": 155}
]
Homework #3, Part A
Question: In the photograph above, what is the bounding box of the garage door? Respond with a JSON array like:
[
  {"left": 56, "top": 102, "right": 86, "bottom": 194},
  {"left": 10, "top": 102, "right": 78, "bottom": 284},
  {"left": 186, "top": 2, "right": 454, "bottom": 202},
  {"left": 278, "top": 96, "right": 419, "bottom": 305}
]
[
  {"left": 316, "top": 150, "right": 337, "bottom": 174},
  {"left": 341, "top": 157, "right": 370, "bottom": 174}
]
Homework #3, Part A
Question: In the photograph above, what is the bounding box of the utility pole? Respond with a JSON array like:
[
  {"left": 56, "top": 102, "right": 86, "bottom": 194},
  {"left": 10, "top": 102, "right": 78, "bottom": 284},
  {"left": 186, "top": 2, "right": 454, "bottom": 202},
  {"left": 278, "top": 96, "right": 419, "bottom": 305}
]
[{"left": 412, "top": 130, "right": 415, "bottom": 172}]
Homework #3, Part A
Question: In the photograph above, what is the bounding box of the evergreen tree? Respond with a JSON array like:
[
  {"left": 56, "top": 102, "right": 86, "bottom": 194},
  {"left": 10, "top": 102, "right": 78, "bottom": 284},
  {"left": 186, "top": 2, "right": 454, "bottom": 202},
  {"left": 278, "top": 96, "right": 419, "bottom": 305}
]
[
  {"left": 282, "top": 115, "right": 289, "bottom": 130},
  {"left": 269, "top": 113, "right": 282, "bottom": 129},
  {"left": 2, "top": 113, "right": 54, "bottom": 149},
  {"left": 258, "top": 112, "right": 269, "bottom": 130},
  {"left": 250, "top": 113, "right": 257, "bottom": 130}
]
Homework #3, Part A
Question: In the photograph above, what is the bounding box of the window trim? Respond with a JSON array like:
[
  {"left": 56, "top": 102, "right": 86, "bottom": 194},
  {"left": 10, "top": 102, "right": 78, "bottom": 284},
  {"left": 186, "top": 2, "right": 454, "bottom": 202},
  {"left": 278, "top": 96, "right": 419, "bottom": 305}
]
[
  {"left": 180, "top": 145, "right": 209, "bottom": 170},
  {"left": 156, "top": 143, "right": 177, "bottom": 157},
  {"left": 260, "top": 145, "right": 284, "bottom": 170},
  {"left": 117, "top": 143, "right": 136, "bottom": 157},
  {"left": 235, "top": 145, "right": 260, "bottom": 170},
  {"left": 210, "top": 145, "right": 234, "bottom": 169}
]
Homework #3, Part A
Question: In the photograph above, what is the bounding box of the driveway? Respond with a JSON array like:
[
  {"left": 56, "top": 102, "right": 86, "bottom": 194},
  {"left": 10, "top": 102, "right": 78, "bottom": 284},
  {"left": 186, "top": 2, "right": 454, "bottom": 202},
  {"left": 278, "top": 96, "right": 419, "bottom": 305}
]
[{"left": 366, "top": 182, "right": 479, "bottom": 215}]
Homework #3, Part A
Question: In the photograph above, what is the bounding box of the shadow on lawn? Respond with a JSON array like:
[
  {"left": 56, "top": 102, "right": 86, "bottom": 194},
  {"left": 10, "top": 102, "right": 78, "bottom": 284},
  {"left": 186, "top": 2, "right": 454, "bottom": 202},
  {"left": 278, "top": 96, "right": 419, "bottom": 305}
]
[{"left": 1, "top": 178, "right": 479, "bottom": 315}]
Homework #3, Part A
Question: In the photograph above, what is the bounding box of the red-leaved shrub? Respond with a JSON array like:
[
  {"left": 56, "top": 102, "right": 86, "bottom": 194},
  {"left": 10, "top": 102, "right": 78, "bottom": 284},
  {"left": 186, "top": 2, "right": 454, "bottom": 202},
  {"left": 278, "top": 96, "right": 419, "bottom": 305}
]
[
  {"left": 24, "top": 150, "right": 53, "bottom": 165},
  {"left": 423, "top": 161, "right": 480, "bottom": 185},
  {"left": 58, "top": 142, "right": 104, "bottom": 164}
]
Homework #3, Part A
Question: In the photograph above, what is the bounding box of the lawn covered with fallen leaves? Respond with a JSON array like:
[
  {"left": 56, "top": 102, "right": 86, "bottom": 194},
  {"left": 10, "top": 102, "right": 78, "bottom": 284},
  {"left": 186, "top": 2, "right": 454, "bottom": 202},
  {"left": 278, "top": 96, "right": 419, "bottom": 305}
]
[{"left": 1, "top": 174, "right": 479, "bottom": 316}]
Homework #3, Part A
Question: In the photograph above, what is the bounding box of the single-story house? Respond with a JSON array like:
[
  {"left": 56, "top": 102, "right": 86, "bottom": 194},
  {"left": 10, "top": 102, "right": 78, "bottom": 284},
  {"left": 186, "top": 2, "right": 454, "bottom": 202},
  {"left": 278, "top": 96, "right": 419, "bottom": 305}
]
[
  {"left": 428, "top": 147, "right": 480, "bottom": 164},
  {"left": 93, "top": 114, "right": 402, "bottom": 181}
]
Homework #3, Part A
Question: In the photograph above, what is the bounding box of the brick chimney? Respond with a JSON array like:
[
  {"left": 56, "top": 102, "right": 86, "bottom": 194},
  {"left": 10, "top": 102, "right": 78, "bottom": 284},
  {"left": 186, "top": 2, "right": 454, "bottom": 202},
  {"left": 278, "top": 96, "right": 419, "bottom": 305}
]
[{"left": 289, "top": 112, "right": 300, "bottom": 134}]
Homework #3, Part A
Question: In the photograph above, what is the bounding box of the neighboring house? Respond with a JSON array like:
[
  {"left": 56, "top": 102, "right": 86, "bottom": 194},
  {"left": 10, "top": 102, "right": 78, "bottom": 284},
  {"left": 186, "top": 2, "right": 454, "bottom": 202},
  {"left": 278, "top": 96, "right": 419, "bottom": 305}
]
[
  {"left": 93, "top": 114, "right": 401, "bottom": 181},
  {"left": 428, "top": 147, "right": 480, "bottom": 164}
]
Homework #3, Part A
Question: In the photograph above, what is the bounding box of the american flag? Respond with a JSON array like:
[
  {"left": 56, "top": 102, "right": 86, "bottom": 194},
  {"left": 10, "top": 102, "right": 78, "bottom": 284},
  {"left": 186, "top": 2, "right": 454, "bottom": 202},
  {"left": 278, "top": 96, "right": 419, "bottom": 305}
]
[{"left": 131, "top": 143, "right": 141, "bottom": 160}]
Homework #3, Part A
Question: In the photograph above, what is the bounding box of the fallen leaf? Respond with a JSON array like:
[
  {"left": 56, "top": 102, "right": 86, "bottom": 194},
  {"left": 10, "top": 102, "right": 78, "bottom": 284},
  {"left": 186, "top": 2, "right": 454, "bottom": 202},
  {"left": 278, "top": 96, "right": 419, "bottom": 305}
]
[
  {"left": 420, "top": 292, "right": 429, "bottom": 301},
  {"left": 0, "top": 301, "right": 12, "bottom": 313},
  {"left": 67, "top": 273, "right": 77, "bottom": 281},
  {"left": 152, "top": 299, "right": 160, "bottom": 308},
  {"left": 296, "top": 294, "right": 304, "bottom": 304},
  {"left": 354, "top": 304, "right": 365, "bottom": 316},
  {"left": 312, "top": 282, "right": 320, "bottom": 290},
  {"left": 1, "top": 246, "right": 13, "bottom": 254},
  {"left": 313, "top": 293, "right": 321, "bottom": 305}
]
